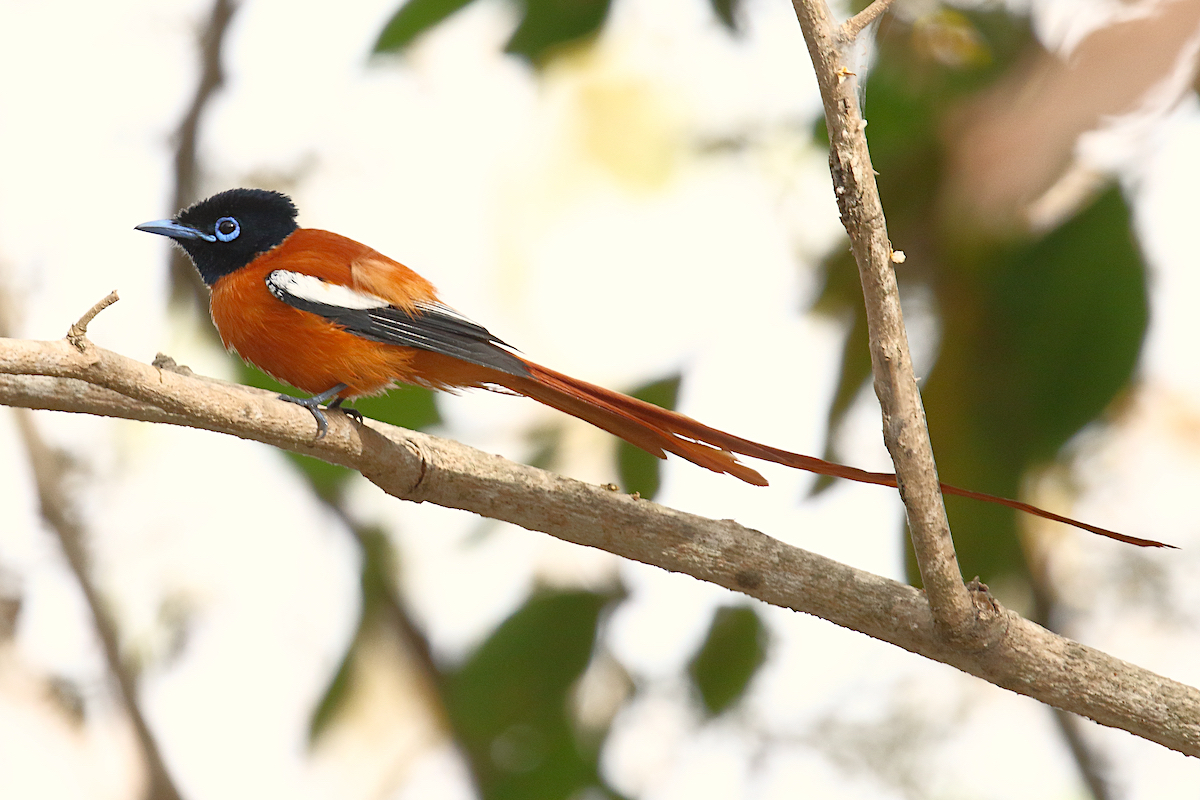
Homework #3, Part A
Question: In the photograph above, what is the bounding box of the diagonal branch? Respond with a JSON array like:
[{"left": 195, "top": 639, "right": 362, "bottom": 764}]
[
  {"left": 14, "top": 412, "right": 185, "bottom": 800},
  {"left": 0, "top": 324, "right": 1197, "bottom": 757},
  {"left": 789, "top": 0, "right": 977, "bottom": 639}
]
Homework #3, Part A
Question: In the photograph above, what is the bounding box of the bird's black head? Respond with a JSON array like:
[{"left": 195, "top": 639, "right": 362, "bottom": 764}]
[{"left": 137, "top": 188, "right": 299, "bottom": 286}]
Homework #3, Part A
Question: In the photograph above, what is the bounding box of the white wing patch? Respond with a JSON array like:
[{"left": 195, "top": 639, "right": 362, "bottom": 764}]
[
  {"left": 266, "top": 270, "right": 390, "bottom": 310},
  {"left": 264, "top": 268, "right": 530, "bottom": 376},
  {"left": 412, "top": 300, "right": 478, "bottom": 325}
]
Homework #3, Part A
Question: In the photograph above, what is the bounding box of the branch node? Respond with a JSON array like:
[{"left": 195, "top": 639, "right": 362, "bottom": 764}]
[
  {"left": 152, "top": 352, "right": 194, "bottom": 376},
  {"left": 930, "top": 577, "right": 1009, "bottom": 653},
  {"left": 67, "top": 291, "right": 120, "bottom": 352},
  {"left": 839, "top": 0, "right": 896, "bottom": 44},
  {"left": 966, "top": 577, "right": 1000, "bottom": 615},
  {"left": 377, "top": 432, "right": 434, "bottom": 501}
]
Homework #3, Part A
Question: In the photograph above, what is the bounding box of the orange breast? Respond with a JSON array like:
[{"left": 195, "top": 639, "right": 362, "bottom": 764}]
[{"left": 209, "top": 228, "right": 446, "bottom": 398}]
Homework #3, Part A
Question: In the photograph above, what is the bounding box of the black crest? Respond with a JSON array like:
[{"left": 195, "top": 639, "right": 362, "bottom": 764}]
[{"left": 139, "top": 188, "right": 299, "bottom": 285}]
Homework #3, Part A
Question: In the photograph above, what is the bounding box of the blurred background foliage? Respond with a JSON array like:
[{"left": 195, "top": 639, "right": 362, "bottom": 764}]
[
  {"left": 149, "top": 0, "right": 1156, "bottom": 797},
  {"left": 375, "top": 0, "right": 740, "bottom": 64}
]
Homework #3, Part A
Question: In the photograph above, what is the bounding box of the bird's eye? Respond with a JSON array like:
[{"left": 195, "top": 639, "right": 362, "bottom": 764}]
[{"left": 214, "top": 217, "right": 241, "bottom": 242}]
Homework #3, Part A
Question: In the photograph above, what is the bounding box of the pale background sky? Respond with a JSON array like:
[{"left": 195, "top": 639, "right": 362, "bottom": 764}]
[{"left": 1, "top": 0, "right": 1199, "bottom": 798}]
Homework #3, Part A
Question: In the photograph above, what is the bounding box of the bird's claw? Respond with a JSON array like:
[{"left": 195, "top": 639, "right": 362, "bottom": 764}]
[
  {"left": 279, "top": 383, "right": 349, "bottom": 440},
  {"left": 329, "top": 398, "right": 364, "bottom": 425}
]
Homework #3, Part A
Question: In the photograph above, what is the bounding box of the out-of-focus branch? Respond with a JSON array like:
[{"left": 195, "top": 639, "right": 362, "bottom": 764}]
[
  {"left": 315, "top": 501, "right": 457, "bottom": 794},
  {"left": 1051, "top": 705, "right": 1116, "bottom": 800},
  {"left": 0, "top": 310, "right": 1198, "bottom": 758},
  {"left": 3, "top": 299, "right": 183, "bottom": 800},
  {"left": 942, "top": 0, "right": 1200, "bottom": 231},
  {"left": 1026, "top": 536, "right": 1115, "bottom": 800},
  {"left": 789, "top": 1, "right": 978, "bottom": 638},
  {"left": 13, "top": 414, "right": 185, "bottom": 800},
  {"left": 168, "top": 0, "right": 238, "bottom": 306},
  {"left": 321, "top": 502, "right": 445, "bottom": 711}
]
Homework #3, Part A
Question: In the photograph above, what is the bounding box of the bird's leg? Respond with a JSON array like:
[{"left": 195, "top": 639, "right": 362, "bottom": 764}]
[
  {"left": 328, "top": 397, "right": 364, "bottom": 424},
  {"left": 279, "top": 383, "right": 348, "bottom": 440}
]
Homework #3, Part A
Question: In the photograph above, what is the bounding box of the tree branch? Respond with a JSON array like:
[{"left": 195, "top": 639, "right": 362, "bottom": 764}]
[
  {"left": 0, "top": 326, "right": 1197, "bottom": 757},
  {"left": 789, "top": 0, "right": 977, "bottom": 639}
]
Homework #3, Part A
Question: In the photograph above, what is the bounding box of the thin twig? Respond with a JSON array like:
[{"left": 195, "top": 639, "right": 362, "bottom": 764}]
[
  {"left": 66, "top": 291, "right": 119, "bottom": 351},
  {"left": 0, "top": 331, "right": 1196, "bottom": 757},
  {"left": 789, "top": 0, "right": 977, "bottom": 639},
  {"left": 838, "top": 0, "right": 896, "bottom": 44}
]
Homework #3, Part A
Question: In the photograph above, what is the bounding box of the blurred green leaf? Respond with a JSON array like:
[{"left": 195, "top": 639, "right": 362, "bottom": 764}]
[
  {"left": 616, "top": 373, "right": 681, "bottom": 500},
  {"left": 374, "top": 0, "right": 479, "bottom": 54},
  {"left": 920, "top": 187, "right": 1148, "bottom": 583},
  {"left": 376, "top": 0, "right": 755, "bottom": 66},
  {"left": 709, "top": 0, "right": 739, "bottom": 32},
  {"left": 290, "top": 453, "right": 354, "bottom": 505},
  {"left": 524, "top": 425, "right": 565, "bottom": 473},
  {"left": 351, "top": 383, "right": 441, "bottom": 431},
  {"left": 688, "top": 605, "right": 768, "bottom": 715},
  {"left": 505, "top": 0, "right": 612, "bottom": 64},
  {"left": 445, "top": 589, "right": 622, "bottom": 800},
  {"left": 236, "top": 365, "right": 441, "bottom": 501},
  {"left": 911, "top": 8, "right": 992, "bottom": 69},
  {"left": 974, "top": 189, "right": 1147, "bottom": 464}
]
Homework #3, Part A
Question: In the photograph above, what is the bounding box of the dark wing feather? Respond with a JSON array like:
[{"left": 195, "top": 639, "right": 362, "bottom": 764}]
[{"left": 266, "top": 273, "right": 530, "bottom": 377}]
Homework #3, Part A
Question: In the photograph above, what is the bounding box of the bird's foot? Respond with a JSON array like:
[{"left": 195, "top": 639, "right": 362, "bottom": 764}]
[
  {"left": 279, "top": 383, "right": 349, "bottom": 440},
  {"left": 329, "top": 397, "right": 364, "bottom": 425}
]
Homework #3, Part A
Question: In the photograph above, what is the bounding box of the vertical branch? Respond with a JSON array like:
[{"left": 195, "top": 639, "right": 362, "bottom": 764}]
[
  {"left": 789, "top": 0, "right": 981, "bottom": 638},
  {"left": 168, "top": 0, "right": 239, "bottom": 307}
]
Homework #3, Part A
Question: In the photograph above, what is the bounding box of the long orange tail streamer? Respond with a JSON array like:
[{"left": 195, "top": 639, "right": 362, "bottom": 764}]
[{"left": 496, "top": 360, "right": 1170, "bottom": 549}]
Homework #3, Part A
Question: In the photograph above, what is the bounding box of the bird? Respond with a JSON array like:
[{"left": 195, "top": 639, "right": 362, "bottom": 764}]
[{"left": 137, "top": 188, "right": 1168, "bottom": 548}]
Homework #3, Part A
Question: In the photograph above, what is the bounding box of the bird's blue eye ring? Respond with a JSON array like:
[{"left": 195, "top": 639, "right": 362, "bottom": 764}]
[{"left": 215, "top": 217, "right": 240, "bottom": 242}]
